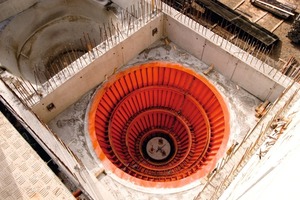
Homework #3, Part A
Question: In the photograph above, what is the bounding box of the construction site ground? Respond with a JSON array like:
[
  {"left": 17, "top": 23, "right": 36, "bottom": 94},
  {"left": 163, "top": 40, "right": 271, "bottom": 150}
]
[{"left": 219, "top": 0, "right": 300, "bottom": 65}]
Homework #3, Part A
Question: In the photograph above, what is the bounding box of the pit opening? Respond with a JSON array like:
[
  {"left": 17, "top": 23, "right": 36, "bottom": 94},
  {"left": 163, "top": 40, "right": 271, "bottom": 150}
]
[
  {"left": 87, "top": 61, "right": 230, "bottom": 188},
  {"left": 141, "top": 132, "right": 176, "bottom": 164},
  {"left": 46, "top": 49, "right": 87, "bottom": 77}
]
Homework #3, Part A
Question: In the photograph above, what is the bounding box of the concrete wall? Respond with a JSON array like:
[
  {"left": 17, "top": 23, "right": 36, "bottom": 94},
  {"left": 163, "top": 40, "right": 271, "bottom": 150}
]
[
  {"left": 0, "top": 0, "right": 114, "bottom": 81},
  {"left": 164, "top": 14, "right": 286, "bottom": 102},
  {"left": 32, "top": 8, "right": 289, "bottom": 122},
  {"left": 0, "top": 0, "right": 38, "bottom": 22},
  {"left": 32, "top": 14, "right": 164, "bottom": 122},
  {"left": 220, "top": 99, "right": 300, "bottom": 200}
]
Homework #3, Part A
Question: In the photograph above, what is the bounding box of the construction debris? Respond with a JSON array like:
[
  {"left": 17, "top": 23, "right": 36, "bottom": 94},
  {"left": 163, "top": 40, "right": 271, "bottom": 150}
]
[
  {"left": 226, "top": 142, "right": 239, "bottom": 157},
  {"left": 164, "top": 37, "right": 170, "bottom": 46},
  {"left": 203, "top": 64, "right": 214, "bottom": 75},
  {"left": 95, "top": 168, "right": 106, "bottom": 178},
  {"left": 250, "top": 0, "right": 296, "bottom": 19},
  {"left": 287, "top": 14, "right": 300, "bottom": 43},
  {"left": 270, "top": 116, "right": 292, "bottom": 132},
  {"left": 258, "top": 115, "right": 292, "bottom": 159},
  {"left": 255, "top": 100, "right": 271, "bottom": 118},
  {"left": 270, "top": 19, "right": 284, "bottom": 33},
  {"left": 195, "top": 0, "right": 279, "bottom": 46},
  {"left": 280, "top": 56, "right": 300, "bottom": 79}
]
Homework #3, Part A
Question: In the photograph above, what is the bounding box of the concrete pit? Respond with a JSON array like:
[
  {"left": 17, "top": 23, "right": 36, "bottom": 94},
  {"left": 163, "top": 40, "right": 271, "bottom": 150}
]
[
  {"left": 87, "top": 61, "right": 230, "bottom": 188},
  {"left": 48, "top": 40, "right": 260, "bottom": 198}
]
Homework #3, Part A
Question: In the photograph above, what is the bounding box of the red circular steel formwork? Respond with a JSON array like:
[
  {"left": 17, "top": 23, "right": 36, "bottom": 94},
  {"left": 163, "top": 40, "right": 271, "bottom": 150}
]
[{"left": 88, "top": 61, "right": 230, "bottom": 188}]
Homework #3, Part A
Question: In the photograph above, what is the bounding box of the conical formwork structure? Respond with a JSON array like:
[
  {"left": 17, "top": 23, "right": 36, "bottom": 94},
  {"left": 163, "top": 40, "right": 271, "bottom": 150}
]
[{"left": 87, "top": 61, "right": 230, "bottom": 188}]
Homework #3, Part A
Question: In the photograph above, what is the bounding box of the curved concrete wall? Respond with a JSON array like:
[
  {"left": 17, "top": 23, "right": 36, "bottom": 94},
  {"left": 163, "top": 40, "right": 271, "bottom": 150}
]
[{"left": 0, "top": 0, "right": 116, "bottom": 81}]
